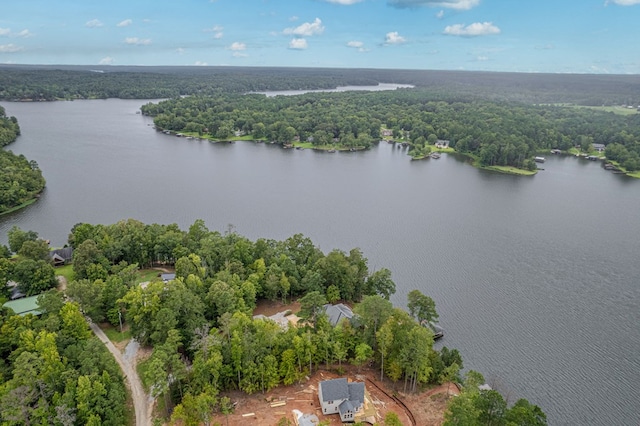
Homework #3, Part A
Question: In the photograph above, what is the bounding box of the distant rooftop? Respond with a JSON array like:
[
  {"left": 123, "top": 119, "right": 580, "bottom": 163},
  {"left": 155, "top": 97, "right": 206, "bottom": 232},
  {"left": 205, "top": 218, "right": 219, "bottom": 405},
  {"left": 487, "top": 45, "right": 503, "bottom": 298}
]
[{"left": 3, "top": 295, "right": 41, "bottom": 316}]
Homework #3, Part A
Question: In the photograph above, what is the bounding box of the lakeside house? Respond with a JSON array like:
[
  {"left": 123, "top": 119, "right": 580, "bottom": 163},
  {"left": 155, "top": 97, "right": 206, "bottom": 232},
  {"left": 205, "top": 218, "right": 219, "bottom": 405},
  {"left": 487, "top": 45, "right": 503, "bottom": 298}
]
[
  {"left": 50, "top": 247, "right": 73, "bottom": 266},
  {"left": 318, "top": 378, "right": 365, "bottom": 423},
  {"left": 3, "top": 295, "right": 42, "bottom": 316},
  {"left": 592, "top": 143, "right": 606, "bottom": 153},
  {"left": 435, "top": 139, "right": 450, "bottom": 149},
  {"left": 322, "top": 303, "right": 354, "bottom": 327}
]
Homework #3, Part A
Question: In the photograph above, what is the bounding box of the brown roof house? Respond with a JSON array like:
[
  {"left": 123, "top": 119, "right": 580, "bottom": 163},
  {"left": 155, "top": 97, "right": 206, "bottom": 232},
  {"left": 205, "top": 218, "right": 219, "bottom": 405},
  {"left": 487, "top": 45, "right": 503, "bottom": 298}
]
[
  {"left": 49, "top": 247, "right": 73, "bottom": 266},
  {"left": 318, "top": 378, "right": 365, "bottom": 423}
]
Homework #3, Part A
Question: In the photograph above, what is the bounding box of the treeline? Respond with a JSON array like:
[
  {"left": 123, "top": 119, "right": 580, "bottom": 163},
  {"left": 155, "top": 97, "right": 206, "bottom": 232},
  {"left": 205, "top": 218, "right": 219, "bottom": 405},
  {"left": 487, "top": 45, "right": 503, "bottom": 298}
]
[
  {"left": 1, "top": 65, "right": 638, "bottom": 105},
  {"left": 444, "top": 370, "right": 547, "bottom": 426},
  {"left": 0, "top": 106, "right": 46, "bottom": 214},
  {"left": 0, "top": 67, "right": 374, "bottom": 101},
  {"left": 0, "top": 294, "right": 128, "bottom": 425},
  {"left": 0, "top": 218, "right": 544, "bottom": 424},
  {"left": 0, "top": 227, "right": 59, "bottom": 298},
  {"left": 0, "top": 106, "right": 20, "bottom": 147},
  {"left": 142, "top": 90, "right": 640, "bottom": 169}
]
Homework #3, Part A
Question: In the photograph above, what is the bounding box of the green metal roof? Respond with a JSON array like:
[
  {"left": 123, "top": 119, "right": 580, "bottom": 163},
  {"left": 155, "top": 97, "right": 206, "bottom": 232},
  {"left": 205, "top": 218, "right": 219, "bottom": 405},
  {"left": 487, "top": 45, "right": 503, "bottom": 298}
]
[{"left": 3, "top": 295, "right": 42, "bottom": 316}]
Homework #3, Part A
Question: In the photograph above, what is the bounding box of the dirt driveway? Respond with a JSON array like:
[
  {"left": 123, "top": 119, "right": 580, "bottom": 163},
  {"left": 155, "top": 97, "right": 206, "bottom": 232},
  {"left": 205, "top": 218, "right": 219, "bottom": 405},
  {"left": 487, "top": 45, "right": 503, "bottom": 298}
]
[{"left": 89, "top": 323, "right": 151, "bottom": 426}]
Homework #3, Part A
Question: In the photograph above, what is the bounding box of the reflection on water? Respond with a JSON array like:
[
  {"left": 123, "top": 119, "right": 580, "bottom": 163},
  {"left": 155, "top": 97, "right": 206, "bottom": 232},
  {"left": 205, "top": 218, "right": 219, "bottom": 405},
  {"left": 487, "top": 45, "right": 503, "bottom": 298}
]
[{"left": 1, "top": 99, "right": 640, "bottom": 425}]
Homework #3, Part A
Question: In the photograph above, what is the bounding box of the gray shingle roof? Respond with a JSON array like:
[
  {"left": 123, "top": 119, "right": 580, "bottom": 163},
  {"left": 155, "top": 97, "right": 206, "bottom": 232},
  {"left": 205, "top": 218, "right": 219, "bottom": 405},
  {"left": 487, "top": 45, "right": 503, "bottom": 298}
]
[
  {"left": 323, "top": 303, "right": 354, "bottom": 326},
  {"left": 348, "top": 381, "right": 365, "bottom": 407},
  {"left": 50, "top": 247, "right": 73, "bottom": 261},
  {"left": 319, "top": 378, "right": 349, "bottom": 402},
  {"left": 338, "top": 400, "right": 354, "bottom": 416}
]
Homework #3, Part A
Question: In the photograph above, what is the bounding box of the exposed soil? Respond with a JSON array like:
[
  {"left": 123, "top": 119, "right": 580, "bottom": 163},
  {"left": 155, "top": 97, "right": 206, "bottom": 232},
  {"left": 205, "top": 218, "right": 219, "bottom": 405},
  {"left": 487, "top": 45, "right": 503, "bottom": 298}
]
[
  {"left": 56, "top": 275, "right": 67, "bottom": 292},
  {"left": 253, "top": 299, "right": 301, "bottom": 317},
  {"left": 239, "top": 301, "right": 457, "bottom": 425},
  {"left": 209, "top": 364, "right": 457, "bottom": 426}
]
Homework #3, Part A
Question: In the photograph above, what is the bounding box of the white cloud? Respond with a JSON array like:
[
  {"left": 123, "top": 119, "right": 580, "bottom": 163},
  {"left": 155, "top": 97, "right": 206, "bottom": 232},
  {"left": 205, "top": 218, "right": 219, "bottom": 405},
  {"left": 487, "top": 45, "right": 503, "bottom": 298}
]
[
  {"left": 232, "top": 52, "right": 248, "bottom": 58},
  {"left": 0, "top": 44, "right": 23, "bottom": 53},
  {"left": 322, "top": 0, "right": 365, "bottom": 3},
  {"left": 117, "top": 19, "right": 133, "bottom": 27},
  {"left": 389, "top": 0, "right": 480, "bottom": 10},
  {"left": 436, "top": 10, "right": 445, "bottom": 18},
  {"left": 124, "top": 37, "right": 152, "bottom": 45},
  {"left": 13, "top": 29, "right": 34, "bottom": 38},
  {"left": 476, "top": 56, "right": 489, "bottom": 61},
  {"left": 176, "top": 47, "right": 185, "bottom": 54},
  {"left": 347, "top": 41, "right": 368, "bottom": 52},
  {"left": 195, "top": 61, "right": 208, "bottom": 66},
  {"left": 288, "top": 38, "right": 308, "bottom": 49},
  {"left": 0, "top": 28, "right": 34, "bottom": 38},
  {"left": 606, "top": 0, "right": 640, "bottom": 4},
  {"left": 204, "top": 25, "right": 224, "bottom": 39},
  {"left": 85, "top": 19, "right": 104, "bottom": 28},
  {"left": 99, "top": 56, "right": 114, "bottom": 65},
  {"left": 289, "top": 16, "right": 299, "bottom": 21},
  {"left": 229, "top": 42, "right": 246, "bottom": 51},
  {"left": 385, "top": 31, "right": 406, "bottom": 45},
  {"left": 443, "top": 22, "right": 501, "bottom": 36},
  {"left": 284, "top": 18, "right": 324, "bottom": 36}
]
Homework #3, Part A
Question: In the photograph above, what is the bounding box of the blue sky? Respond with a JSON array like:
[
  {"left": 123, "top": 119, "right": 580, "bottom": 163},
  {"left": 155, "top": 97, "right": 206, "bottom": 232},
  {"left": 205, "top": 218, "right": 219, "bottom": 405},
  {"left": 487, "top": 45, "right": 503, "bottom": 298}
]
[{"left": 1, "top": 0, "right": 639, "bottom": 74}]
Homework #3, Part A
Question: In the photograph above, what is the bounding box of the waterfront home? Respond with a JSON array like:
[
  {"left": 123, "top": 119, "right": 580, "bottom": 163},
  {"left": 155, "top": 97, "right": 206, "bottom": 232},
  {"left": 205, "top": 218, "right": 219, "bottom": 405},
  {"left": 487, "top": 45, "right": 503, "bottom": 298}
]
[
  {"left": 593, "top": 143, "right": 605, "bottom": 153},
  {"left": 318, "top": 378, "right": 365, "bottom": 423},
  {"left": 435, "top": 139, "right": 450, "bottom": 149},
  {"left": 50, "top": 247, "right": 73, "bottom": 266},
  {"left": 323, "top": 303, "right": 354, "bottom": 326},
  {"left": 3, "top": 295, "right": 42, "bottom": 316}
]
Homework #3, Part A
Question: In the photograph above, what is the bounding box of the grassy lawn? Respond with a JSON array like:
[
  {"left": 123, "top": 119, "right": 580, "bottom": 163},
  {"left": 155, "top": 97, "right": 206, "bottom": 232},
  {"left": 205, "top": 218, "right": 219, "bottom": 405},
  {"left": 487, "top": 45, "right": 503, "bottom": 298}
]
[
  {"left": 55, "top": 264, "right": 75, "bottom": 282},
  {"left": 482, "top": 165, "right": 537, "bottom": 176},
  {"left": 101, "top": 323, "right": 132, "bottom": 343},
  {"left": 567, "top": 147, "right": 605, "bottom": 157},
  {"left": 136, "top": 268, "right": 162, "bottom": 284},
  {"left": 604, "top": 160, "right": 640, "bottom": 179},
  {"left": 293, "top": 141, "right": 315, "bottom": 149},
  {"left": 0, "top": 198, "right": 38, "bottom": 216},
  {"left": 292, "top": 142, "right": 359, "bottom": 151},
  {"left": 137, "top": 358, "right": 152, "bottom": 392},
  {"left": 432, "top": 146, "right": 455, "bottom": 153}
]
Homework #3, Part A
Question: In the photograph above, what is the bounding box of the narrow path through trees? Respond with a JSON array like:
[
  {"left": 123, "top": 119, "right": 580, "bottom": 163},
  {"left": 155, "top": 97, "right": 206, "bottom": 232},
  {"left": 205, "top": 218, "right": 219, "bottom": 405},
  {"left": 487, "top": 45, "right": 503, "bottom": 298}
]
[{"left": 89, "top": 323, "right": 151, "bottom": 426}]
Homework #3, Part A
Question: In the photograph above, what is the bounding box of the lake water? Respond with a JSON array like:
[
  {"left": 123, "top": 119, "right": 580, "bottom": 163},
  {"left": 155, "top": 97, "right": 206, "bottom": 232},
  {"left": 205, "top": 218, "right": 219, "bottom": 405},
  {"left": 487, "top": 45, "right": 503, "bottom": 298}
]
[
  {"left": 251, "top": 82, "right": 414, "bottom": 96},
  {"left": 1, "top": 99, "right": 639, "bottom": 425}
]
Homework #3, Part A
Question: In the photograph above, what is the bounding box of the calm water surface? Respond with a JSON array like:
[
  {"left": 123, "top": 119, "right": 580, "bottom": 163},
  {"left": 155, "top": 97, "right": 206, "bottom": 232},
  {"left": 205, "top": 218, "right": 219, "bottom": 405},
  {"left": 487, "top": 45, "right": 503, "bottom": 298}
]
[{"left": 1, "top": 99, "right": 639, "bottom": 425}]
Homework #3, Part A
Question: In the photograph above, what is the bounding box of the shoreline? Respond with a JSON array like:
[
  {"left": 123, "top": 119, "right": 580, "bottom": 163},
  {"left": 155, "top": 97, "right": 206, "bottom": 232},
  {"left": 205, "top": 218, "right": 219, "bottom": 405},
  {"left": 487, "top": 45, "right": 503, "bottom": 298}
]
[
  {"left": 0, "top": 197, "right": 39, "bottom": 217},
  {"left": 154, "top": 127, "right": 637, "bottom": 178}
]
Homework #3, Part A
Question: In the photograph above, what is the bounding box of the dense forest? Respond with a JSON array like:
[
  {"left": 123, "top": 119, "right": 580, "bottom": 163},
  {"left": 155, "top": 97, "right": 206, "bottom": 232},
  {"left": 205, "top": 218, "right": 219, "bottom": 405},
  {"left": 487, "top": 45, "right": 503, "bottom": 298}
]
[
  {"left": 141, "top": 90, "right": 640, "bottom": 171},
  {"left": 0, "top": 292, "right": 128, "bottom": 425},
  {"left": 1, "top": 64, "right": 639, "bottom": 105},
  {"left": 2, "top": 65, "right": 638, "bottom": 172},
  {"left": 1, "top": 219, "right": 547, "bottom": 425},
  {"left": 0, "top": 107, "right": 46, "bottom": 214}
]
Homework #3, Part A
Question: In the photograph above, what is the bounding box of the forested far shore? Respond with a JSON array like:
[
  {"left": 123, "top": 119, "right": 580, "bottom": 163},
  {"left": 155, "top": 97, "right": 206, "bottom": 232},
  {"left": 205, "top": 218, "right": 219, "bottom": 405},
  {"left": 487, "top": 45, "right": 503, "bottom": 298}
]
[
  {"left": 0, "top": 106, "right": 46, "bottom": 214},
  {"left": 142, "top": 90, "right": 640, "bottom": 173},
  {"left": 1, "top": 219, "right": 547, "bottom": 425},
  {"left": 0, "top": 64, "right": 639, "bottom": 105}
]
